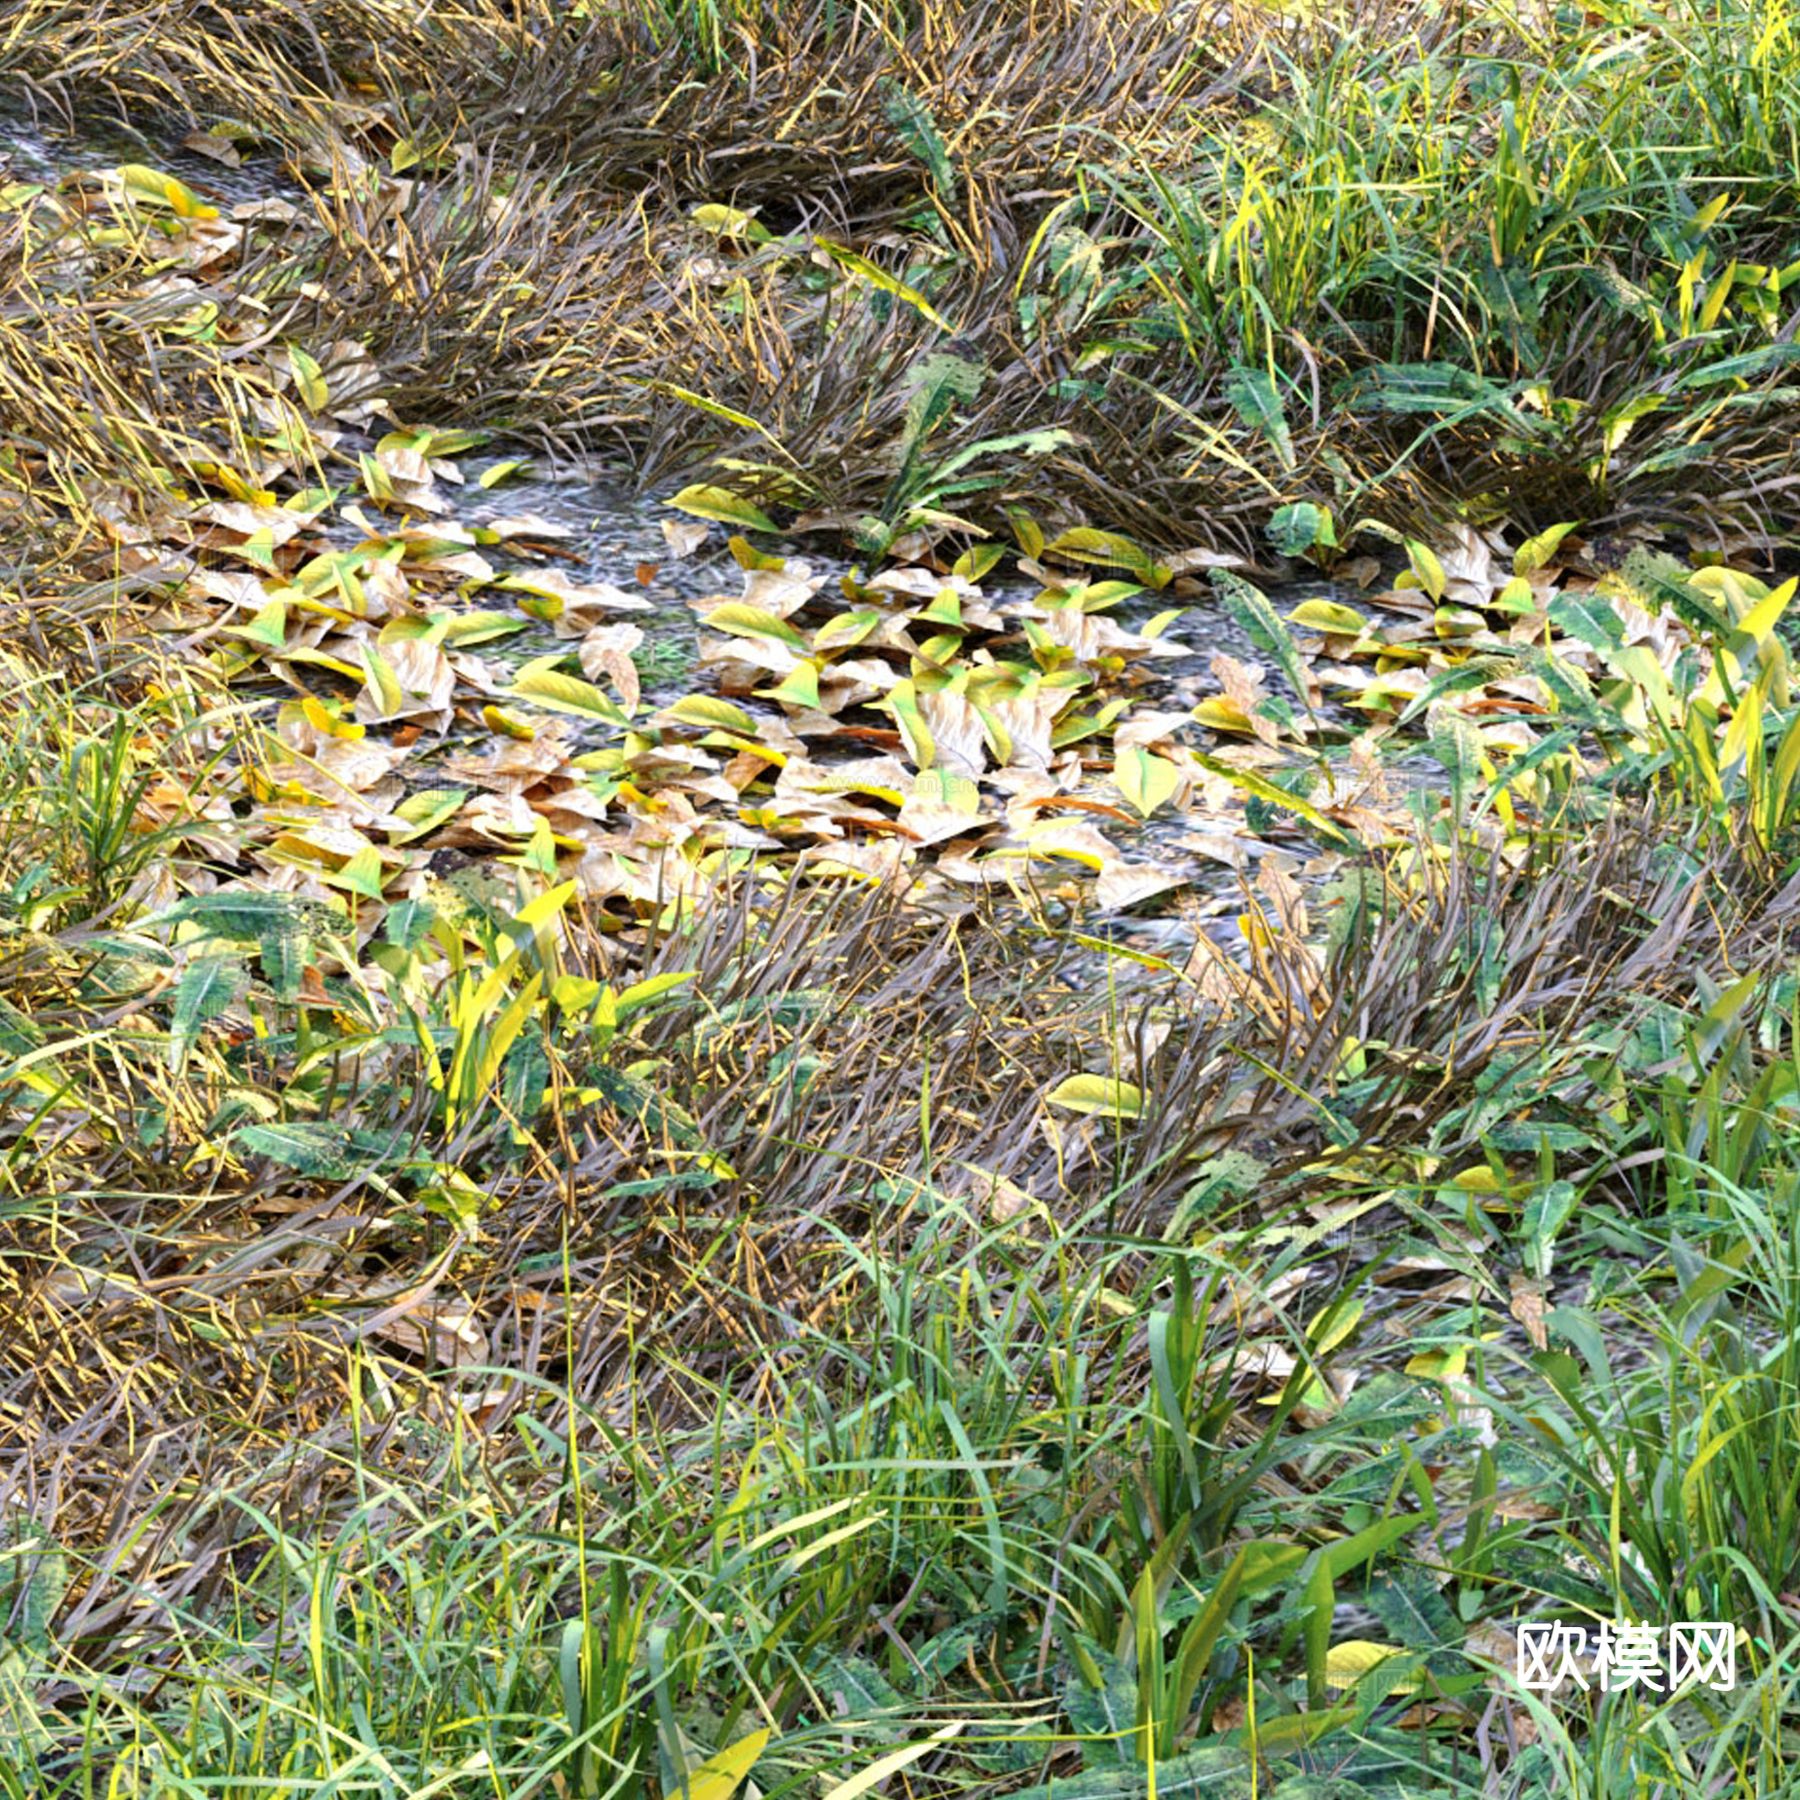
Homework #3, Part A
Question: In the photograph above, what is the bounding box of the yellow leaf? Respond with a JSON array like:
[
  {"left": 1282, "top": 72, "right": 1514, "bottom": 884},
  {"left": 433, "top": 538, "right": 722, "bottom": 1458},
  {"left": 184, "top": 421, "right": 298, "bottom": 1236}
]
[
  {"left": 813, "top": 237, "right": 955, "bottom": 331},
  {"left": 509, "top": 667, "right": 629, "bottom": 725},
  {"left": 1043, "top": 527, "right": 1154, "bottom": 580},
  {"left": 690, "top": 204, "right": 770, "bottom": 242},
  {"left": 663, "top": 694, "right": 757, "bottom": 734},
  {"left": 668, "top": 484, "right": 777, "bottom": 534},
  {"left": 1404, "top": 1346, "right": 1468, "bottom": 1382},
  {"left": 819, "top": 1724, "right": 966, "bottom": 1800},
  {"left": 1307, "top": 1298, "right": 1364, "bottom": 1359},
  {"left": 300, "top": 696, "right": 364, "bottom": 741},
  {"left": 885, "top": 679, "right": 935, "bottom": 769},
  {"left": 289, "top": 345, "right": 328, "bottom": 412},
  {"left": 1324, "top": 1641, "right": 1420, "bottom": 1694},
  {"left": 1113, "top": 746, "right": 1181, "bottom": 817},
  {"left": 1045, "top": 1074, "right": 1144, "bottom": 1119},
  {"left": 483, "top": 705, "right": 536, "bottom": 740},
  {"left": 1192, "top": 696, "right": 1258, "bottom": 734},
  {"left": 683, "top": 1728, "right": 771, "bottom": 1800},
  {"left": 1287, "top": 599, "right": 1367, "bottom": 635},
  {"left": 118, "top": 163, "right": 218, "bottom": 219},
  {"left": 704, "top": 602, "right": 807, "bottom": 649}
]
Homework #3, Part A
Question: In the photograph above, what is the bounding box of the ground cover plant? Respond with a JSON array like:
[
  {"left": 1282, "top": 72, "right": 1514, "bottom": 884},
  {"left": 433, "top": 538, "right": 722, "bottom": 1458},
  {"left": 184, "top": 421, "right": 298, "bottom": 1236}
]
[{"left": 9, "top": 1, "right": 1800, "bottom": 1796}]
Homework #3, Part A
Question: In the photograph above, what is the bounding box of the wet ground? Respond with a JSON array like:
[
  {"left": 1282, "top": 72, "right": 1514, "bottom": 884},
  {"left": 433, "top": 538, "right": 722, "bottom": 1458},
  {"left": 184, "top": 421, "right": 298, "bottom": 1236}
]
[{"left": 2, "top": 103, "right": 1436, "bottom": 977}]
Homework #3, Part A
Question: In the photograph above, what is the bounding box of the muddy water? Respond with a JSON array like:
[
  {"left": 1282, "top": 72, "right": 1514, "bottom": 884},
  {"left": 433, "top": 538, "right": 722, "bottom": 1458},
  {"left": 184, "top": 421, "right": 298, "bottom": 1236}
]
[{"left": 0, "top": 102, "right": 298, "bottom": 208}]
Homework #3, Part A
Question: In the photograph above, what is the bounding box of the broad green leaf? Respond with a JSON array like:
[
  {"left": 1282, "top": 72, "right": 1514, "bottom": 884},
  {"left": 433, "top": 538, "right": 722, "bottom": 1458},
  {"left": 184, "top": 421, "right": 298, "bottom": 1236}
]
[
  {"left": 169, "top": 954, "right": 248, "bottom": 1072},
  {"left": 615, "top": 969, "right": 699, "bottom": 1014},
  {"left": 1523, "top": 1179, "right": 1578, "bottom": 1277},
  {"left": 1214, "top": 571, "right": 1315, "bottom": 717},
  {"left": 1191, "top": 753, "right": 1350, "bottom": 844},
  {"left": 1225, "top": 364, "right": 1294, "bottom": 469},
  {"left": 881, "top": 79, "right": 956, "bottom": 195},
  {"left": 1267, "top": 501, "right": 1337, "bottom": 557}
]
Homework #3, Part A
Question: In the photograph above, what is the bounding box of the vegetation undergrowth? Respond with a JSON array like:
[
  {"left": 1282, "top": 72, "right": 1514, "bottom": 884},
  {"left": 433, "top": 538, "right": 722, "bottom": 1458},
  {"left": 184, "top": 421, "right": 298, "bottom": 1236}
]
[{"left": 8, "top": 2, "right": 1800, "bottom": 1798}]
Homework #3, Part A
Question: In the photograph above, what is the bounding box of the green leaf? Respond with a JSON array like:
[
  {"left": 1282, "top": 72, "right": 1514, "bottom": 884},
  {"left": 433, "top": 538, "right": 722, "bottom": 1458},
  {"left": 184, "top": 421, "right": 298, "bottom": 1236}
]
[
  {"left": 1427, "top": 710, "right": 1484, "bottom": 815},
  {"left": 233, "top": 1120, "right": 407, "bottom": 1177},
  {"left": 881, "top": 79, "right": 957, "bottom": 196},
  {"left": 1267, "top": 501, "right": 1336, "bottom": 557},
  {"left": 1225, "top": 364, "right": 1294, "bottom": 469},
  {"left": 1520, "top": 1179, "right": 1578, "bottom": 1280},
  {"left": 1302, "top": 1554, "right": 1335, "bottom": 1710},
  {"left": 1190, "top": 753, "right": 1352, "bottom": 847},
  {"left": 1547, "top": 593, "right": 1625, "bottom": 652},
  {"left": 0, "top": 1521, "right": 67, "bottom": 1655},
  {"left": 1003, "top": 1744, "right": 1253, "bottom": 1799},
  {"left": 1213, "top": 571, "right": 1315, "bottom": 718},
  {"left": 169, "top": 953, "right": 248, "bottom": 1072},
  {"left": 1673, "top": 342, "right": 1800, "bottom": 389}
]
